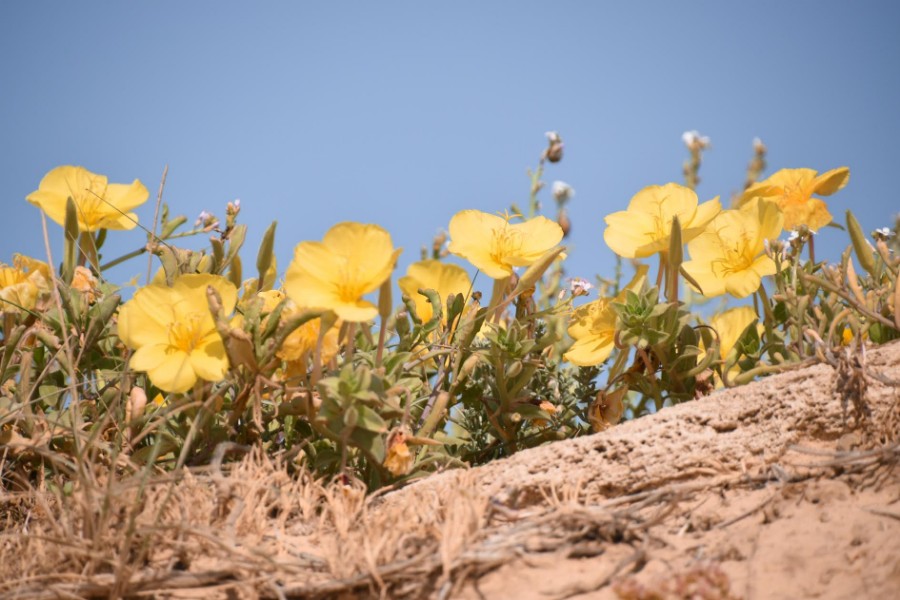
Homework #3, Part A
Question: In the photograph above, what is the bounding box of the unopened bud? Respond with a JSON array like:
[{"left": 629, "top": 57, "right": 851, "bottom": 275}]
[{"left": 543, "top": 131, "right": 564, "bottom": 163}]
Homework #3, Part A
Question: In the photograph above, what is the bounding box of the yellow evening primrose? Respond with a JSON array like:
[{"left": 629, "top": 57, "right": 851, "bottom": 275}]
[
  {"left": 118, "top": 274, "right": 237, "bottom": 394},
  {"left": 740, "top": 167, "right": 849, "bottom": 232},
  {"left": 26, "top": 166, "right": 149, "bottom": 232},
  {"left": 398, "top": 259, "right": 472, "bottom": 324},
  {"left": 564, "top": 265, "right": 648, "bottom": 366},
  {"left": 603, "top": 183, "right": 721, "bottom": 258},
  {"left": 682, "top": 198, "right": 783, "bottom": 298},
  {"left": 708, "top": 306, "right": 758, "bottom": 365},
  {"left": 0, "top": 255, "right": 51, "bottom": 314},
  {"left": 284, "top": 222, "right": 402, "bottom": 322},
  {"left": 277, "top": 305, "right": 340, "bottom": 366},
  {"left": 447, "top": 210, "right": 563, "bottom": 279}
]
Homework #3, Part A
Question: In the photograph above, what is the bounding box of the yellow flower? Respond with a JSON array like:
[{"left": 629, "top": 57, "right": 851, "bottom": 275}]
[
  {"left": 398, "top": 259, "right": 472, "bottom": 324},
  {"left": 709, "top": 306, "right": 758, "bottom": 364},
  {"left": 284, "top": 222, "right": 401, "bottom": 322},
  {"left": 740, "top": 167, "right": 849, "bottom": 232},
  {"left": 564, "top": 266, "right": 648, "bottom": 366},
  {"left": 26, "top": 166, "right": 149, "bottom": 232},
  {"left": 118, "top": 274, "right": 237, "bottom": 393},
  {"left": 447, "top": 210, "right": 563, "bottom": 279},
  {"left": 682, "top": 198, "right": 783, "bottom": 298},
  {"left": 277, "top": 305, "right": 340, "bottom": 366},
  {"left": 0, "top": 255, "right": 51, "bottom": 314},
  {"left": 603, "top": 183, "right": 721, "bottom": 258}
]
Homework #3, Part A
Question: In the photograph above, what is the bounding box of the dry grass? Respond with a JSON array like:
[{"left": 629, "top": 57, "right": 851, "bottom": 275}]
[{"left": 2, "top": 342, "right": 900, "bottom": 599}]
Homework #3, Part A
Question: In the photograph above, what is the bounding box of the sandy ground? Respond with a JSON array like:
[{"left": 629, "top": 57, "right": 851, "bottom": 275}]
[{"left": 2, "top": 342, "right": 899, "bottom": 599}]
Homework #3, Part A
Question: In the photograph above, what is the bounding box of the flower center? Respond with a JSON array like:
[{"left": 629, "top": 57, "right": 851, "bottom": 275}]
[
  {"left": 334, "top": 261, "right": 367, "bottom": 303},
  {"left": 490, "top": 226, "right": 524, "bottom": 264},
  {"left": 711, "top": 232, "right": 755, "bottom": 277},
  {"left": 168, "top": 313, "right": 206, "bottom": 353},
  {"left": 781, "top": 181, "right": 814, "bottom": 208},
  {"left": 74, "top": 193, "right": 106, "bottom": 229}
]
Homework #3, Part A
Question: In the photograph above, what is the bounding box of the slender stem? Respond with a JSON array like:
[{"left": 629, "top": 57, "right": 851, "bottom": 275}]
[
  {"left": 656, "top": 252, "right": 667, "bottom": 290},
  {"left": 757, "top": 285, "right": 775, "bottom": 358},
  {"left": 147, "top": 165, "right": 168, "bottom": 284},
  {"left": 808, "top": 234, "right": 816, "bottom": 264}
]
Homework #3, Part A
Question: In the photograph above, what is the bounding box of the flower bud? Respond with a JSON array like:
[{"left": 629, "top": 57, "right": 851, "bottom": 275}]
[{"left": 543, "top": 131, "right": 564, "bottom": 163}]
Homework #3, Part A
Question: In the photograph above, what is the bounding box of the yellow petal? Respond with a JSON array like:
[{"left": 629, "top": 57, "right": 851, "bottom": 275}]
[
  {"left": 506, "top": 216, "right": 564, "bottom": 264},
  {"left": 105, "top": 180, "right": 150, "bottom": 212},
  {"left": 147, "top": 353, "right": 198, "bottom": 394},
  {"left": 760, "top": 168, "right": 817, "bottom": 190},
  {"left": 710, "top": 306, "right": 758, "bottom": 360},
  {"left": 190, "top": 338, "right": 229, "bottom": 381},
  {"left": 332, "top": 300, "right": 378, "bottom": 322},
  {"left": 682, "top": 197, "right": 722, "bottom": 242},
  {"left": 682, "top": 260, "right": 727, "bottom": 297},
  {"left": 603, "top": 210, "right": 661, "bottom": 258},
  {"left": 812, "top": 167, "right": 850, "bottom": 196},
  {"left": 564, "top": 336, "right": 615, "bottom": 366},
  {"left": 130, "top": 343, "right": 170, "bottom": 372},
  {"left": 399, "top": 260, "right": 471, "bottom": 324},
  {"left": 723, "top": 270, "right": 762, "bottom": 298}
]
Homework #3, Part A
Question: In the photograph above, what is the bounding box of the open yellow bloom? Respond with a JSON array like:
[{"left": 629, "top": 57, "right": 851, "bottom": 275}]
[
  {"left": 682, "top": 198, "right": 783, "bottom": 298},
  {"left": 603, "top": 183, "right": 721, "bottom": 258},
  {"left": 740, "top": 167, "right": 849, "bottom": 232},
  {"left": 399, "top": 259, "right": 472, "bottom": 324},
  {"left": 447, "top": 210, "right": 563, "bottom": 279},
  {"left": 26, "top": 166, "right": 149, "bottom": 232},
  {"left": 118, "top": 274, "right": 236, "bottom": 393},
  {"left": 0, "top": 255, "right": 51, "bottom": 314},
  {"left": 564, "top": 266, "right": 648, "bottom": 366},
  {"left": 285, "top": 222, "right": 401, "bottom": 322}
]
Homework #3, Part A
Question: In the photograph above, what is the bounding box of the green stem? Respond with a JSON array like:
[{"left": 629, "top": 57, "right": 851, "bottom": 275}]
[{"left": 757, "top": 285, "right": 775, "bottom": 358}]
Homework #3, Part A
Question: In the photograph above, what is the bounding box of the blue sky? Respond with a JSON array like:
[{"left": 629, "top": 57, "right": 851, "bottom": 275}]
[{"left": 2, "top": 1, "right": 898, "bottom": 299}]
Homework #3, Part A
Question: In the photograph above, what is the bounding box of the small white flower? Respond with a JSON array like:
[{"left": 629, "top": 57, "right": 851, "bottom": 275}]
[
  {"left": 874, "top": 227, "right": 894, "bottom": 238},
  {"left": 568, "top": 277, "right": 593, "bottom": 297},
  {"left": 682, "top": 130, "right": 710, "bottom": 148},
  {"left": 551, "top": 181, "right": 575, "bottom": 203},
  {"left": 194, "top": 210, "right": 212, "bottom": 227},
  {"left": 752, "top": 137, "right": 765, "bottom": 151},
  {"left": 545, "top": 131, "right": 561, "bottom": 143},
  {"left": 787, "top": 230, "right": 800, "bottom": 243}
]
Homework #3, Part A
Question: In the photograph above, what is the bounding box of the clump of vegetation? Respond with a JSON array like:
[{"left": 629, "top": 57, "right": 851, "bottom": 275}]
[{"left": 1, "top": 132, "right": 897, "bottom": 495}]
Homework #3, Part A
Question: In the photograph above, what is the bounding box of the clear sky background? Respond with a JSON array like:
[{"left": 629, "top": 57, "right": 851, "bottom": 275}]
[{"left": 2, "top": 1, "right": 898, "bottom": 300}]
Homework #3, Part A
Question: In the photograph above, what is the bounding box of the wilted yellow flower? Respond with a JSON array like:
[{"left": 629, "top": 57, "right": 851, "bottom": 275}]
[
  {"left": 0, "top": 255, "right": 51, "bottom": 314},
  {"left": 118, "top": 274, "right": 236, "bottom": 393},
  {"left": 26, "top": 166, "right": 149, "bottom": 232},
  {"left": 447, "top": 210, "right": 563, "bottom": 279},
  {"left": 399, "top": 259, "right": 472, "bottom": 324},
  {"left": 603, "top": 183, "right": 721, "bottom": 258},
  {"left": 564, "top": 266, "right": 648, "bottom": 366},
  {"left": 682, "top": 198, "right": 783, "bottom": 298},
  {"left": 71, "top": 266, "right": 100, "bottom": 303},
  {"left": 740, "top": 167, "right": 849, "bottom": 232},
  {"left": 284, "top": 222, "right": 401, "bottom": 322},
  {"left": 384, "top": 429, "right": 414, "bottom": 477}
]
